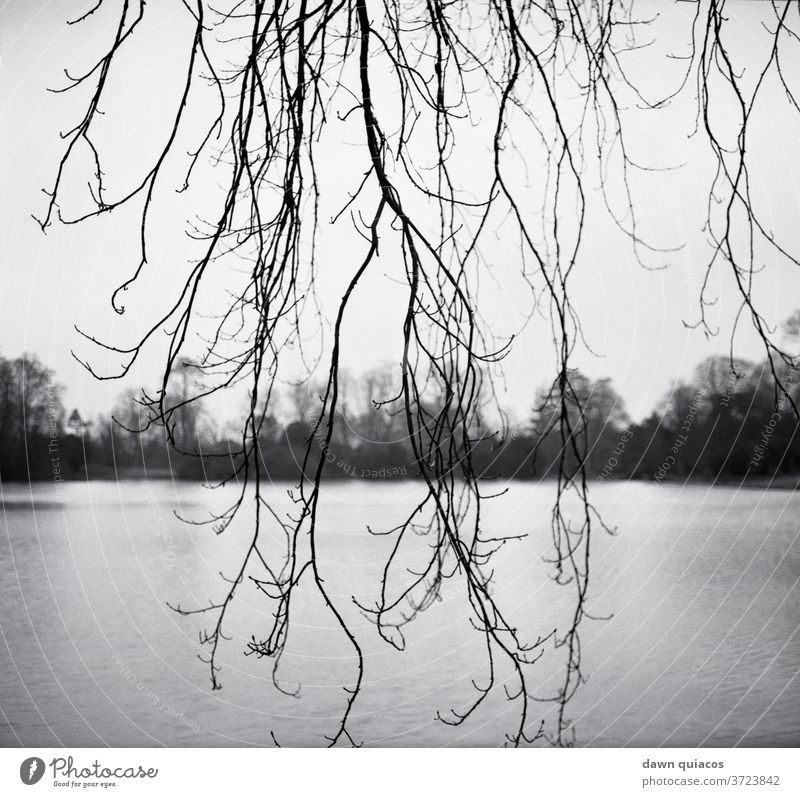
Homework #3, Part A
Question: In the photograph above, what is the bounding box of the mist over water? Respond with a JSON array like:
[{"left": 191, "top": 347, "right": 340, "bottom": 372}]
[{"left": 1, "top": 480, "right": 797, "bottom": 747}]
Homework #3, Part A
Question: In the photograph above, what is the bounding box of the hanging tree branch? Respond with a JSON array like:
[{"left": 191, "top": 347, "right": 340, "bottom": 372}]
[{"left": 41, "top": 0, "right": 800, "bottom": 746}]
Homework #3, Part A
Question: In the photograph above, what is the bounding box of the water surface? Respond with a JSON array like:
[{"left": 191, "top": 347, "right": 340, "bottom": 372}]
[{"left": 1, "top": 480, "right": 797, "bottom": 747}]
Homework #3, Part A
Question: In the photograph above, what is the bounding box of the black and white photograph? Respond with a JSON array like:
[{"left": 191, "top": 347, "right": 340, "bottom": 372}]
[{"left": 0, "top": 0, "right": 799, "bottom": 788}]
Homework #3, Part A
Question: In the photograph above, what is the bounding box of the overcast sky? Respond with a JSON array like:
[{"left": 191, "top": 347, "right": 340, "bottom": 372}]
[{"left": 2, "top": 0, "right": 800, "bottom": 427}]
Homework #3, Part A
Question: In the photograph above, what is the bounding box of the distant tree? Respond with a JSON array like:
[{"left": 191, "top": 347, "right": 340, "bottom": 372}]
[
  {"left": 782, "top": 311, "right": 800, "bottom": 349},
  {"left": 343, "top": 363, "right": 405, "bottom": 446},
  {"left": 532, "top": 370, "right": 630, "bottom": 476},
  {"left": 0, "top": 353, "right": 63, "bottom": 480},
  {"left": 66, "top": 409, "right": 87, "bottom": 435}
]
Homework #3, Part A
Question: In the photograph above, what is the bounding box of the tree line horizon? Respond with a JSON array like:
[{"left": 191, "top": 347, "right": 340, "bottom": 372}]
[{"left": 2, "top": 341, "right": 798, "bottom": 486}]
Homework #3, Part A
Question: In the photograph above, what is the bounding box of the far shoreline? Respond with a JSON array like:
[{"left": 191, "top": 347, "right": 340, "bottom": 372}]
[{"left": 4, "top": 473, "right": 799, "bottom": 490}]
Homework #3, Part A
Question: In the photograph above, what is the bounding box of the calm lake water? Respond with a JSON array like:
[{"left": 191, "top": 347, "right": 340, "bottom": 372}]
[{"left": 1, "top": 480, "right": 798, "bottom": 747}]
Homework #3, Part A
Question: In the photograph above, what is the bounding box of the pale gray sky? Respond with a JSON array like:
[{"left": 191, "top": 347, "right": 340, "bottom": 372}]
[{"left": 2, "top": 0, "right": 799, "bottom": 428}]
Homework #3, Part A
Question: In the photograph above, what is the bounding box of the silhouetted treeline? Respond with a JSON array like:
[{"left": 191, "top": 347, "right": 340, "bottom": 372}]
[
  {"left": 1, "top": 351, "right": 798, "bottom": 485},
  {"left": 618, "top": 357, "right": 800, "bottom": 481},
  {"left": 0, "top": 354, "right": 237, "bottom": 483}
]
